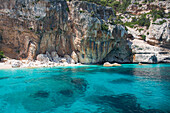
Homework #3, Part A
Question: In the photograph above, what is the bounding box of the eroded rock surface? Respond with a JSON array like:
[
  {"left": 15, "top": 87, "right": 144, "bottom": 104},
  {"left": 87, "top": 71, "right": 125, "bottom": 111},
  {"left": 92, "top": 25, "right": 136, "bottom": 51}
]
[
  {"left": 0, "top": 0, "right": 132, "bottom": 64},
  {"left": 0, "top": 0, "right": 169, "bottom": 64}
]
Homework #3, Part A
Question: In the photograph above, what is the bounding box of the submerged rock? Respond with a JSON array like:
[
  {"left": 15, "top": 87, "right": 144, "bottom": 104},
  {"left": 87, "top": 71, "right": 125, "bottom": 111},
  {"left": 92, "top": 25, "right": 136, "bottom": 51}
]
[
  {"left": 110, "top": 78, "right": 133, "bottom": 84},
  {"left": 59, "top": 89, "right": 73, "bottom": 97},
  {"left": 89, "top": 93, "right": 164, "bottom": 113},
  {"left": 71, "top": 78, "right": 88, "bottom": 92},
  {"left": 31, "top": 91, "right": 49, "bottom": 98}
]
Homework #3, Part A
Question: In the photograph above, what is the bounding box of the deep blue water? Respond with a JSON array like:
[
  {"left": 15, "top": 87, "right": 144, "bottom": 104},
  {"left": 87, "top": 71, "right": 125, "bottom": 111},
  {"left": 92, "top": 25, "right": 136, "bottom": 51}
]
[{"left": 0, "top": 64, "right": 170, "bottom": 113}]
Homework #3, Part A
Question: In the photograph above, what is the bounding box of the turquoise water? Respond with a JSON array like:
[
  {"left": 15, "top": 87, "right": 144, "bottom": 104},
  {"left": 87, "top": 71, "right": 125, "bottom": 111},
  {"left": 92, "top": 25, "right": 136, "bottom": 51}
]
[{"left": 0, "top": 64, "right": 170, "bottom": 113}]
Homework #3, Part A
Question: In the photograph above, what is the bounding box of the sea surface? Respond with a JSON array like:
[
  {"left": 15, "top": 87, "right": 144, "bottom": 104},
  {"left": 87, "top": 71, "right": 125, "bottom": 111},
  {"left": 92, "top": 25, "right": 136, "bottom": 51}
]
[{"left": 0, "top": 64, "right": 170, "bottom": 113}]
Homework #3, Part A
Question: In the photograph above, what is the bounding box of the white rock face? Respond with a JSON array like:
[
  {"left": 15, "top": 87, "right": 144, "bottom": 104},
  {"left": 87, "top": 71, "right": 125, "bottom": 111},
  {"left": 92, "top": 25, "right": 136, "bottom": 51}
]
[
  {"left": 1, "top": 58, "right": 8, "bottom": 62},
  {"left": 149, "top": 19, "right": 170, "bottom": 42},
  {"left": 131, "top": 39, "right": 170, "bottom": 63},
  {"left": 71, "top": 51, "right": 78, "bottom": 63}
]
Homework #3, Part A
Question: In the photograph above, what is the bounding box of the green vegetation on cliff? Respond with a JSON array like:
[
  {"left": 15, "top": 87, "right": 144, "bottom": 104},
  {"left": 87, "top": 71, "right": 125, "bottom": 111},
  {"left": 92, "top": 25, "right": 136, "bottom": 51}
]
[
  {"left": 150, "top": 9, "right": 165, "bottom": 22},
  {"left": 80, "top": 0, "right": 131, "bottom": 13},
  {"left": 110, "top": 14, "right": 150, "bottom": 28},
  {"left": 0, "top": 51, "right": 4, "bottom": 61},
  {"left": 101, "top": 23, "right": 109, "bottom": 31}
]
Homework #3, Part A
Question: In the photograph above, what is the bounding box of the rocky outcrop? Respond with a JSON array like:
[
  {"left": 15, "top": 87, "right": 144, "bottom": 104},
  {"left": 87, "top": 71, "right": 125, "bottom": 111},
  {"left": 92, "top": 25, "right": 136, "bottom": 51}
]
[
  {"left": 37, "top": 54, "right": 49, "bottom": 63},
  {"left": 71, "top": 51, "right": 78, "bottom": 63},
  {"left": 123, "top": 0, "right": 170, "bottom": 63},
  {"left": 148, "top": 19, "right": 170, "bottom": 47},
  {"left": 11, "top": 60, "right": 22, "bottom": 68},
  {"left": 103, "top": 62, "right": 121, "bottom": 67},
  {"left": 68, "top": 1, "right": 132, "bottom": 63},
  {"left": 131, "top": 39, "right": 170, "bottom": 63}
]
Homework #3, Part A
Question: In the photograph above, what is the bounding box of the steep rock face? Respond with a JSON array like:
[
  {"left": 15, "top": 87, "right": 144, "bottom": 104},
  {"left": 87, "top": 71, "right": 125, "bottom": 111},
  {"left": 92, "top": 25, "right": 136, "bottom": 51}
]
[
  {"left": 68, "top": 1, "right": 132, "bottom": 63},
  {"left": 0, "top": 0, "right": 132, "bottom": 64},
  {"left": 0, "top": 0, "right": 74, "bottom": 59},
  {"left": 123, "top": 0, "right": 170, "bottom": 63},
  {"left": 131, "top": 39, "right": 170, "bottom": 63},
  {"left": 148, "top": 19, "right": 170, "bottom": 48}
]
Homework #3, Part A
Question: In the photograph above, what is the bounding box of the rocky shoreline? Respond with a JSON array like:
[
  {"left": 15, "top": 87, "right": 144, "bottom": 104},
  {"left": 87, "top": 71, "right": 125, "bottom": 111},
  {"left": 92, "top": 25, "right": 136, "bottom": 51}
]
[
  {"left": 0, "top": 51, "right": 84, "bottom": 69},
  {"left": 0, "top": 62, "right": 83, "bottom": 70}
]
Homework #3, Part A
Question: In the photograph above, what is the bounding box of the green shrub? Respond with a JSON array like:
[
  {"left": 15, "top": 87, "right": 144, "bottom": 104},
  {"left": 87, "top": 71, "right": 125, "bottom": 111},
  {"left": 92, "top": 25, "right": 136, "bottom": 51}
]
[
  {"left": 141, "top": 35, "right": 146, "bottom": 41},
  {"left": 0, "top": 51, "right": 4, "bottom": 61},
  {"left": 153, "top": 20, "right": 166, "bottom": 25},
  {"left": 134, "top": 2, "right": 139, "bottom": 5},
  {"left": 66, "top": 7, "right": 70, "bottom": 13},
  {"left": 132, "top": 17, "right": 137, "bottom": 22},
  {"left": 101, "top": 23, "right": 109, "bottom": 31},
  {"left": 123, "top": 15, "right": 150, "bottom": 28},
  {"left": 139, "top": 28, "right": 144, "bottom": 32},
  {"left": 151, "top": 9, "right": 165, "bottom": 22},
  {"left": 120, "top": 16, "right": 124, "bottom": 19},
  {"left": 125, "top": 26, "right": 128, "bottom": 31},
  {"left": 90, "top": 11, "right": 95, "bottom": 17},
  {"left": 80, "top": 10, "right": 85, "bottom": 13},
  {"left": 124, "top": 22, "right": 135, "bottom": 28},
  {"left": 159, "top": 20, "right": 166, "bottom": 25},
  {"left": 35, "top": 16, "right": 40, "bottom": 18},
  {"left": 136, "top": 15, "right": 150, "bottom": 28}
]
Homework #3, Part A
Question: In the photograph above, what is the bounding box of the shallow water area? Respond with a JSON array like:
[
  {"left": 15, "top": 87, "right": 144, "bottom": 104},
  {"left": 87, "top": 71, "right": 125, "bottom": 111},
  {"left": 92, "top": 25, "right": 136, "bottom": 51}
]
[{"left": 0, "top": 64, "right": 170, "bottom": 113}]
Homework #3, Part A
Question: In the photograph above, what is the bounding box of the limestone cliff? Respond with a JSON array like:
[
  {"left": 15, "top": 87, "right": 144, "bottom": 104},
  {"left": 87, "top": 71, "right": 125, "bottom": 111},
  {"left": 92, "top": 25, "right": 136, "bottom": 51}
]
[
  {"left": 0, "top": 0, "right": 169, "bottom": 64},
  {"left": 119, "top": 0, "right": 170, "bottom": 63},
  {"left": 0, "top": 0, "right": 132, "bottom": 64}
]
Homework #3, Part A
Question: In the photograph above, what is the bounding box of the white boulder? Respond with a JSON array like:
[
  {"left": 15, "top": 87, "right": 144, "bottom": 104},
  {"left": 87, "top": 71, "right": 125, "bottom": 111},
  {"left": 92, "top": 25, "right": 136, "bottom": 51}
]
[{"left": 36, "top": 54, "right": 49, "bottom": 63}]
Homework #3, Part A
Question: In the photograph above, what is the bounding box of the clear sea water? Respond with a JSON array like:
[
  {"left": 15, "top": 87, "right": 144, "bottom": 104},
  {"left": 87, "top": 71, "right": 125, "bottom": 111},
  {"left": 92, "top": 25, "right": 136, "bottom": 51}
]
[{"left": 0, "top": 64, "right": 170, "bottom": 113}]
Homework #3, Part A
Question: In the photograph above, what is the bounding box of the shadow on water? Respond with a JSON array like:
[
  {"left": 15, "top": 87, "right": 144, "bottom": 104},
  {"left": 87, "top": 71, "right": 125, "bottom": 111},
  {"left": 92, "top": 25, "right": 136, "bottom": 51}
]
[
  {"left": 88, "top": 93, "right": 165, "bottom": 113},
  {"left": 0, "top": 76, "right": 9, "bottom": 80},
  {"left": 30, "top": 90, "right": 49, "bottom": 98},
  {"left": 110, "top": 78, "right": 134, "bottom": 84}
]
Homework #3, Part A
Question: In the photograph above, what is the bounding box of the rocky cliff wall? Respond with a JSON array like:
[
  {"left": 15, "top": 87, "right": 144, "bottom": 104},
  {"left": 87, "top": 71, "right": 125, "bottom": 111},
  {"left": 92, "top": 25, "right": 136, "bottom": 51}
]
[
  {"left": 0, "top": 0, "right": 73, "bottom": 59},
  {"left": 0, "top": 0, "right": 169, "bottom": 64},
  {"left": 0, "top": 0, "right": 132, "bottom": 64}
]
